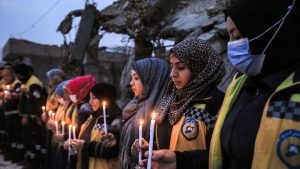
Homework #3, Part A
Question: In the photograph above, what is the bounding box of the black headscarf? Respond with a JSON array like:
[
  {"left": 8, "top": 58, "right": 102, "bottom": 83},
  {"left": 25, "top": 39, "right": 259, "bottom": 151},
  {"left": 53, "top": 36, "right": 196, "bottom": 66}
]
[
  {"left": 120, "top": 57, "right": 170, "bottom": 169},
  {"left": 90, "top": 82, "right": 118, "bottom": 102},
  {"left": 225, "top": 0, "right": 299, "bottom": 77},
  {"left": 156, "top": 38, "right": 225, "bottom": 125},
  {"left": 14, "top": 63, "right": 33, "bottom": 83}
]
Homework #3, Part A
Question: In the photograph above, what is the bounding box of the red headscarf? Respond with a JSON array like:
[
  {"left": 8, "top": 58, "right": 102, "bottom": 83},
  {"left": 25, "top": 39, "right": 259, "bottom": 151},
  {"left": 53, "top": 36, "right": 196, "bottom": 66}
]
[{"left": 66, "top": 75, "right": 96, "bottom": 102}]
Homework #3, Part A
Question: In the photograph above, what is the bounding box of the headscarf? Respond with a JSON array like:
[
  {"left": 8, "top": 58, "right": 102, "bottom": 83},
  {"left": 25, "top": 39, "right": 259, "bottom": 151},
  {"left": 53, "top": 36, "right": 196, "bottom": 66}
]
[
  {"left": 55, "top": 80, "right": 70, "bottom": 97},
  {"left": 66, "top": 75, "right": 96, "bottom": 102},
  {"left": 156, "top": 37, "right": 225, "bottom": 125},
  {"left": 225, "top": 0, "right": 299, "bottom": 77},
  {"left": 46, "top": 68, "right": 67, "bottom": 85},
  {"left": 14, "top": 63, "right": 32, "bottom": 83},
  {"left": 90, "top": 82, "right": 118, "bottom": 102},
  {"left": 120, "top": 57, "right": 170, "bottom": 169}
]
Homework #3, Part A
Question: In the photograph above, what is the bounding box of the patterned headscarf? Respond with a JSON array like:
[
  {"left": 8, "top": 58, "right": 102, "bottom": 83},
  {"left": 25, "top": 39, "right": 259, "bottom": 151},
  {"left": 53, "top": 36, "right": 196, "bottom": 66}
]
[
  {"left": 156, "top": 37, "right": 225, "bottom": 125},
  {"left": 120, "top": 57, "right": 170, "bottom": 169}
]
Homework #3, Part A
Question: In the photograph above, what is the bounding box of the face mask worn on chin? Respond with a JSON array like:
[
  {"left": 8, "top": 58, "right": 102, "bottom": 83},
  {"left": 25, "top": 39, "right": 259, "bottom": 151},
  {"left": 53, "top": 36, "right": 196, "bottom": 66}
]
[
  {"left": 69, "top": 95, "right": 77, "bottom": 103},
  {"left": 227, "top": 0, "right": 295, "bottom": 76}
]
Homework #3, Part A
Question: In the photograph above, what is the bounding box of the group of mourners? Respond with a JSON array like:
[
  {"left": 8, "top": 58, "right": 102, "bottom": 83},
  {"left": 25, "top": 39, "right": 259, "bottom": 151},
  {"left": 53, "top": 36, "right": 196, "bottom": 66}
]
[{"left": 0, "top": 0, "right": 299, "bottom": 169}]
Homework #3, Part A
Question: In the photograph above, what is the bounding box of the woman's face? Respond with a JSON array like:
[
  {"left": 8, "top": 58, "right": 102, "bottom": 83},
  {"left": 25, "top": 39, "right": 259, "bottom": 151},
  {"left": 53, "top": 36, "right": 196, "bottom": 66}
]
[
  {"left": 227, "top": 16, "right": 242, "bottom": 41},
  {"left": 130, "top": 69, "right": 144, "bottom": 97},
  {"left": 89, "top": 92, "right": 101, "bottom": 112},
  {"left": 169, "top": 53, "right": 192, "bottom": 90}
]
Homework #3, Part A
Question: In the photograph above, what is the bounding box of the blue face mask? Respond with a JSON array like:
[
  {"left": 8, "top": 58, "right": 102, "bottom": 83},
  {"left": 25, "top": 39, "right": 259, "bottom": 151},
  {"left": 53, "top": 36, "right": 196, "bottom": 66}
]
[
  {"left": 227, "top": 38, "right": 266, "bottom": 76},
  {"left": 227, "top": 0, "right": 295, "bottom": 76}
]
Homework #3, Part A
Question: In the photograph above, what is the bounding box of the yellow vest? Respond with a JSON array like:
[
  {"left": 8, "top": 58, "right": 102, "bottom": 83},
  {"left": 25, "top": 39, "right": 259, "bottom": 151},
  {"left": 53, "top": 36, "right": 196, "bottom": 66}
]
[
  {"left": 169, "top": 103, "right": 208, "bottom": 151},
  {"left": 209, "top": 73, "right": 300, "bottom": 169},
  {"left": 78, "top": 116, "right": 120, "bottom": 169},
  {"left": 20, "top": 75, "right": 43, "bottom": 91},
  {"left": 1, "top": 79, "right": 21, "bottom": 89}
]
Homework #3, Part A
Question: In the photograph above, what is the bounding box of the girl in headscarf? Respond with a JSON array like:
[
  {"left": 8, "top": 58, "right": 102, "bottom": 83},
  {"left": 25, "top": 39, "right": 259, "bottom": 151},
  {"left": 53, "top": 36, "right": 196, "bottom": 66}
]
[
  {"left": 71, "top": 83, "right": 122, "bottom": 169},
  {"left": 119, "top": 57, "right": 171, "bottom": 169},
  {"left": 133, "top": 37, "right": 225, "bottom": 169},
  {"left": 63, "top": 75, "right": 96, "bottom": 169}
]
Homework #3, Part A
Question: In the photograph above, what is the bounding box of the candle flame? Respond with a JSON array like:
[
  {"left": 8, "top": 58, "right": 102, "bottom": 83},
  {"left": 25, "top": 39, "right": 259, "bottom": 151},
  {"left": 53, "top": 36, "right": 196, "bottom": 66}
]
[
  {"left": 72, "top": 125, "right": 76, "bottom": 130},
  {"left": 140, "top": 120, "right": 143, "bottom": 125},
  {"left": 55, "top": 121, "right": 58, "bottom": 125},
  {"left": 49, "top": 110, "right": 52, "bottom": 114},
  {"left": 4, "top": 91, "right": 8, "bottom": 94},
  {"left": 152, "top": 112, "right": 156, "bottom": 119},
  {"left": 62, "top": 121, "right": 65, "bottom": 125},
  {"left": 102, "top": 101, "right": 106, "bottom": 107},
  {"left": 6, "top": 85, "right": 10, "bottom": 90},
  {"left": 42, "top": 106, "right": 45, "bottom": 110},
  {"left": 69, "top": 125, "right": 72, "bottom": 129}
]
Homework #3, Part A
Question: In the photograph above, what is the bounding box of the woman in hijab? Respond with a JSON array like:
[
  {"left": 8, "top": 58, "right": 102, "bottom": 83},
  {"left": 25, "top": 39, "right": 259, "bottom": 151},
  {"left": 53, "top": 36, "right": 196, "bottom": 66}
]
[
  {"left": 71, "top": 83, "right": 122, "bottom": 169},
  {"left": 208, "top": 0, "right": 299, "bottom": 169},
  {"left": 141, "top": 0, "right": 299, "bottom": 168},
  {"left": 119, "top": 57, "right": 171, "bottom": 169},
  {"left": 133, "top": 37, "right": 225, "bottom": 169},
  {"left": 63, "top": 75, "right": 96, "bottom": 169}
]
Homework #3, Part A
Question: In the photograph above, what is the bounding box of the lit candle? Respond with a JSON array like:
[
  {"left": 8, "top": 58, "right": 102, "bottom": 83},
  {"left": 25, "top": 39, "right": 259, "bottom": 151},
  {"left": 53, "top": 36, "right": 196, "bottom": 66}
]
[
  {"left": 4, "top": 90, "right": 8, "bottom": 97},
  {"left": 72, "top": 125, "right": 76, "bottom": 139},
  {"left": 6, "top": 85, "right": 11, "bottom": 90},
  {"left": 48, "top": 110, "right": 52, "bottom": 120},
  {"left": 55, "top": 121, "right": 59, "bottom": 134},
  {"left": 68, "top": 125, "right": 72, "bottom": 150},
  {"left": 52, "top": 113, "right": 55, "bottom": 121},
  {"left": 139, "top": 120, "right": 143, "bottom": 162},
  {"left": 61, "top": 121, "right": 65, "bottom": 135},
  {"left": 147, "top": 112, "right": 156, "bottom": 169},
  {"left": 102, "top": 101, "right": 107, "bottom": 134}
]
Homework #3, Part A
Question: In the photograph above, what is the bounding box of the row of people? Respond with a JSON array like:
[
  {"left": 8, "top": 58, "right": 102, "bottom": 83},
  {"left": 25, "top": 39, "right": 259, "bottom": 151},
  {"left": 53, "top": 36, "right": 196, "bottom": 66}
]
[{"left": 0, "top": 0, "right": 298, "bottom": 168}]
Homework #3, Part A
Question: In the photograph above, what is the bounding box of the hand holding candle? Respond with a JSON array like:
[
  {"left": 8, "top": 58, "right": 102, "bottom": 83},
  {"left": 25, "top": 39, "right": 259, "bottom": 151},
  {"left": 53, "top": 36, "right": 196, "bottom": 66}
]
[
  {"left": 147, "top": 112, "right": 156, "bottom": 169},
  {"left": 139, "top": 120, "right": 143, "bottom": 162},
  {"left": 102, "top": 101, "right": 107, "bottom": 134}
]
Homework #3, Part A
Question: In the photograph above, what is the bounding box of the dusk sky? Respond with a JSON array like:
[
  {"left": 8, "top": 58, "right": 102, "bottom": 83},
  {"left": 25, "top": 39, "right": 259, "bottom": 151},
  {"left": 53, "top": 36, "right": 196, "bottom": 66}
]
[{"left": 0, "top": 0, "right": 125, "bottom": 58}]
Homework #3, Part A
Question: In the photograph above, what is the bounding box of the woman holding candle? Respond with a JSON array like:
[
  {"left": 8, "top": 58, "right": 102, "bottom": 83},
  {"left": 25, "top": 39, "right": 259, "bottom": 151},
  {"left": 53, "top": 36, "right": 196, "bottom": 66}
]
[
  {"left": 63, "top": 75, "right": 96, "bottom": 169},
  {"left": 120, "top": 57, "right": 171, "bottom": 169},
  {"left": 52, "top": 80, "right": 73, "bottom": 169},
  {"left": 43, "top": 69, "right": 67, "bottom": 169},
  {"left": 70, "top": 83, "right": 122, "bottom": 169},
  {"left": 133, "top": 38, "right": 225, "bottom": 169}
]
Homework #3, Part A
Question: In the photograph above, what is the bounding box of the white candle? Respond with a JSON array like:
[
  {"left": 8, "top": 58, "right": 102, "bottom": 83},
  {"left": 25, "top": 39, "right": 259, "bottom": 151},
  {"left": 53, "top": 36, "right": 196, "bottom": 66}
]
[
  {"left": 4, "top": 90, "right": 8, "bottom": 97},
  {"left": 55, "top": 121, "right": 59, "bottom": 134},
  {"left": 62, "top": 121, "right": 65, "bottom": 135},
  {"left": 147, "top": 112, "right": 156, "bottom": 169},
  {"left": 102, "top": 101, "right": 107, "bottom": 134},
  {"left": 52, "top": 113, "right": 55, "bottom": 121},
  {"left": 48, "top": 110, "right": 52, "bottom": 120},
  {"left": 139, "top": 120, "right": 143, "bottom": 162},
  {"left": 72, "top": 125, "right": 76, "bottom": 139},
  {"left": 68, "top": 125, "right": 72, "bottom": 150}
]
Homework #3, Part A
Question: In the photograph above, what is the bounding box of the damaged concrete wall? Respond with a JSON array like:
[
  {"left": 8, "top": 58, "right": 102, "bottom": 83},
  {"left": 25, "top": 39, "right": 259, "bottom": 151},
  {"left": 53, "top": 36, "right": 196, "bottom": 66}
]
[{"left": 2, "top": 38, "right": 129, "bottom": 95}]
